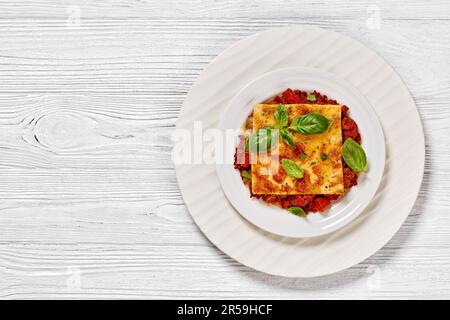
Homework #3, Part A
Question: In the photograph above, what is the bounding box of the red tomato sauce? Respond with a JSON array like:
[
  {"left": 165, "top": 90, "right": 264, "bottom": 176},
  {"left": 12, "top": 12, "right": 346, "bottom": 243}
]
[{"left": 234, "top": 88, "right": 361, "bottom": 214}]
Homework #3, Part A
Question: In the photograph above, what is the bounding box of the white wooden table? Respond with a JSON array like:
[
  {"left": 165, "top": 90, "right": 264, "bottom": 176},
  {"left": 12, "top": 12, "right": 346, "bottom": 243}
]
[{"left": 0, "top": 0, "right": 449, "bottom": 299}]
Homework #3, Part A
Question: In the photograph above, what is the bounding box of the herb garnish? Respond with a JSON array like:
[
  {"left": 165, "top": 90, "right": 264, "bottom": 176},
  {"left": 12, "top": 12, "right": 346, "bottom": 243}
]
[
  {"left": 272, "top": 104, "right": 331, "bottom": 149},
  {"left": 281, "top": 159, "right": 304, "bottom": 179},
  {"left": 307, "top": 92, "right": 317, "bottom": 102},
  {"left": 289, "top": 113, "right": 331, "bottom": 135},
  {"left": 248, "top": 128, "right": 276, "bottom": 152},
  {"left": 288, "top": 206, "right": 306, "bottom": 217},
  {"left": 342, "top": 138, "right": 367, "bottom": 172},
  {"left": 241, "top": 171, "right": 252, "bottom": 180}
]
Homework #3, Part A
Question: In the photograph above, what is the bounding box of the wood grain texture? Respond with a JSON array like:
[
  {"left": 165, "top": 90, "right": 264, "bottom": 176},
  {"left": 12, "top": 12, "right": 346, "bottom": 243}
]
[{"left": 0, "top": 0, "right": 449, "bottom": 299}]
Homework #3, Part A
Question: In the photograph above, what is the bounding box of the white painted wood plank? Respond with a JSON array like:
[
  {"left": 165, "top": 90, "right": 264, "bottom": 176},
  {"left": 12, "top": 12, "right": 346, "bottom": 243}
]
[
  {"left": 1, "top": 0, "right": 450, "bottom": 20},
  {"left": 0, "top": 0, "right": 449, "bottom": 299}
]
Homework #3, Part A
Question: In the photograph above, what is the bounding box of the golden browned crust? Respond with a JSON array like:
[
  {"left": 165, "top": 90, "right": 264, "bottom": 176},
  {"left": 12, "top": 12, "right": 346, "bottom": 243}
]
[{"left": 251, "top": 104, "right": 344, "bottom": 195}]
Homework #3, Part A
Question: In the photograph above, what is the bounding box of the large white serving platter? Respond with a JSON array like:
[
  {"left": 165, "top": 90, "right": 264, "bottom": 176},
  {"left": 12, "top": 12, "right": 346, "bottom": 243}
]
[{"left": 175, "top": 26, "right": 424, "bottom": 277}]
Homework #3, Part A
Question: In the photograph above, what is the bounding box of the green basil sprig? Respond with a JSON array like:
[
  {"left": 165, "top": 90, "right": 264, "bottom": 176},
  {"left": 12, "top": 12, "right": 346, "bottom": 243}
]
[
  {"left": 266, "top": 102, "right": 332, "bottom": 151},
  {"left": 306, "top": 92, "right": 317, "bottom": 102},
  {"left": 290, "top": 113, "right": 331, "bottom": 135},
  {"left": 279, "top": 128, "right": 295, "bottom": 147},
  {"left": 288, "top": 206, "right": 306, "bottom": 217},
  {"left": 281, "top": 159, "right": 304, "bottom": 179},
  {"left": 274, "top": 104, "right": 289, "bottom": 128},
  {"left": 342, "top": 138, "right": 367, "bottom": 172},
  {"left": 241, "top": 170, "right": 252, "bottom": 180},
  {"left": 274, "top": 104, "right": 294, "bottom": 146},
  {"left": 248, "top": 128, "right": 276, "bottom": 152}
]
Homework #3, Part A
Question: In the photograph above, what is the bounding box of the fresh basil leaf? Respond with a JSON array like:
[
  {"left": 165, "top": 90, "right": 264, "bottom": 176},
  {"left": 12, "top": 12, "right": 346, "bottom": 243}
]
[
  {"left": 274, "top": 104, "right": 289, "bottom": 128},
  {"left": 320, "top": 153, "right": 328, "bottom": 160},
  {"left": 248, "top": 128, "right": 276, "bottom": 152},
  {"left": 306, "top": 92, "right": 317, "bottom": 102},
  {"left": 300, "top": 152, "right": 307, "bottom": 160},
  {"left": 288, "top": 206, "right": 306, "bottom": 217},
  {"left": 279, "top": 128, "right": 295, "bottom": 147},
  {"left": 241, "top": 170, "right": 252, "bottom": 180},
  {"left": 290, "top": 113, "right": 331, "bottom": 134},
  {"left": 281, "top": 159, "right": 304, "bottom": 179},
  {"left": 342, "top": 138, "right": 367, "bottom": 172}
]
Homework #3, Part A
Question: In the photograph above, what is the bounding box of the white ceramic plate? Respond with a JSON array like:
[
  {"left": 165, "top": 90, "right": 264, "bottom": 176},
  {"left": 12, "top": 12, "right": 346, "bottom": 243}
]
[
  {"left": 216, "top": 67, "right": 385, "bottom": 238},
  {"left": 176, "top": 26, "right": 424, "bottom": 277}
]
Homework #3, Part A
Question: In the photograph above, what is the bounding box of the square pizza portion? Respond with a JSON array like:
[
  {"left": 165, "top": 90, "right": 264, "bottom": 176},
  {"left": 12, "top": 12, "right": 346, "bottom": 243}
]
[{"left": 251, "top": 104, "right": 344, "bottom": 195}]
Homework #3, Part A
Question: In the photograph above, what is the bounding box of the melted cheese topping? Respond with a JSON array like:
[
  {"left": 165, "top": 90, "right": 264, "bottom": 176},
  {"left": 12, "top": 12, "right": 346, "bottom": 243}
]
[{"left": 251, "top": 104, "right": 344, "bottom": 195}]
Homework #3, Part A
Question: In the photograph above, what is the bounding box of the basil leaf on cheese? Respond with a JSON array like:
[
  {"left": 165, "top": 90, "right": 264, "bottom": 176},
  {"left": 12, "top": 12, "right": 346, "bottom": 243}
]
[
  {"left": 288, "top": 206, "right": 306, "bottom": 217},
  {"left": 290, "top": 113, "right": 331, "bottom": 135},
  {"left": 274, "top": 104, "right": 289, "bottom": 128},
  {"left": 281, "top": 159, "right": 304, "bottom": 179},
  {"left": 342, "top": 138, "right": 367, "bottom": 172},
  {"left": 279, "top": 128, "right": 295, "bottom": 147},
  {"left": 248, "top": 128, "right": 276, "bottom": 152},
  {"left": 320, "top": 153, "right": 328, "bottom": 160}
]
